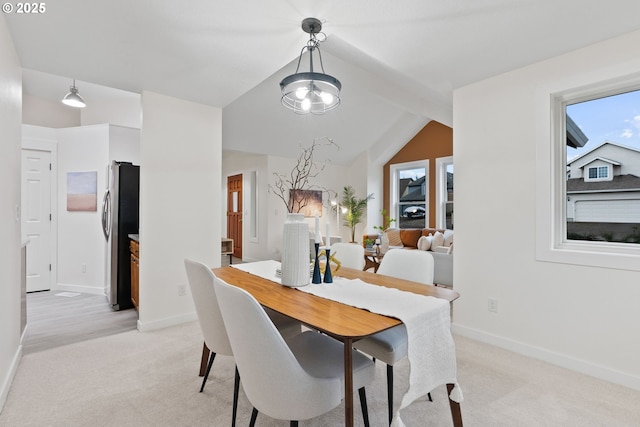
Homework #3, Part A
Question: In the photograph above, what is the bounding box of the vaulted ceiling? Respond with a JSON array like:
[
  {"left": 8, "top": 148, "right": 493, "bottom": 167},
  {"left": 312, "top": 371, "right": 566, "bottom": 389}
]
[{"left": 6, "top": 0, "right": 640, "bottom": 165}]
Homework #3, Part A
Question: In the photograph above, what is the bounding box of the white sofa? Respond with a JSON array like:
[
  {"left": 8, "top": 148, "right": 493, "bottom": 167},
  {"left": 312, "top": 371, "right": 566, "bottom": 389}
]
[{"left": 363, "top": 228, "right": 454, "bottom": 288}]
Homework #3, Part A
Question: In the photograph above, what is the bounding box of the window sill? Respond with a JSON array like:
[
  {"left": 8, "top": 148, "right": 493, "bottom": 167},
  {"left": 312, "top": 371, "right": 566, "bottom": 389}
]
[{"left": 536, "top": 240, "right": 640, "bottom": 272}]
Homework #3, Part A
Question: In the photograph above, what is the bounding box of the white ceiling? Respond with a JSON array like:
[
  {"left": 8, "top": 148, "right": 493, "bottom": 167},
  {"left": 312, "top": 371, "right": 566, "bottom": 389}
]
[{"left": 7, "top": 0, "right": 640, "bottom": 165}]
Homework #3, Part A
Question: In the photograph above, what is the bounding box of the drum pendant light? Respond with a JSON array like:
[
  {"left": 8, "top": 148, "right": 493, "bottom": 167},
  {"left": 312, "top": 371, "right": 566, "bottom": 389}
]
[{"left": 280, "top": 18, "right": 341, "bottom": 115}]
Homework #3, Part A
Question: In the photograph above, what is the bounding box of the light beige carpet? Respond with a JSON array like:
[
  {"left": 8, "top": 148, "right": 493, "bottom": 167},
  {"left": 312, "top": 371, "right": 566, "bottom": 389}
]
[{"left": 1, "top": 321, "right": 639, "bottom": 426}]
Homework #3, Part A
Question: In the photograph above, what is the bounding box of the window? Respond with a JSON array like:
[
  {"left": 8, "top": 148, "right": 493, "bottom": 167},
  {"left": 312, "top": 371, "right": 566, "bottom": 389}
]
[
  {"left": 390, "top": 161, "right": 428, "bottom": 229},
  {"left": 564, "top": 89, "right": 640, "bottom": 244},
  {"left": 248, "top": 171, "right": 258, "bottom": 241},
  {"left": 587, "top": 166, "right": 608, "bottom": 180},
  {"left": 536, "top": 73, "right": 640, "bottom": 271},
  {"left": 436, "top": 157, "right": 454, "bottom": 229}
]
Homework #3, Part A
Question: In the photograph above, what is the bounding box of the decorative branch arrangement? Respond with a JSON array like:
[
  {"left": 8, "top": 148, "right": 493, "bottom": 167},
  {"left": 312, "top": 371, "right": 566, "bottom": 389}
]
[{"left": 271, "top": 137, "right": 340, "bottom": 214}]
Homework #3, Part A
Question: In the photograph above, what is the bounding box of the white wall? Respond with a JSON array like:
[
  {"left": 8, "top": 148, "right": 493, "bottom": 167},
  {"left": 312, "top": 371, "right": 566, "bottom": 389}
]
[
  {"left": 221, "top": 150, "right": 268, "bottom": 262},
  {"left": 138, "top": 91, "right": 221, "bottom": 331},
  {"left": 0, "top": 15, "right": 23, "bottom": 411},
  {"left": 221, "top": 149, "right": 370, "bottom": 262},
  {"left": 23, "top": 93, "right": 80, "bottom": 128},
  {"left": 54, "top": 124, "right": 139, "bottom": 294},
  {"left": 108, "top": 125, "right": 140, "bottom": 165},
  {"left": 265, "top": 154, "right": 367, "bottom": 259},
  {"left": 81, "top": 94, "right": 141, "bottom": 129},
  {"left": 452, "top": 29, "right": 640, "bottom": 389},
  {"left": 56, "top": 125, "right": 110, "bottom": 293}
]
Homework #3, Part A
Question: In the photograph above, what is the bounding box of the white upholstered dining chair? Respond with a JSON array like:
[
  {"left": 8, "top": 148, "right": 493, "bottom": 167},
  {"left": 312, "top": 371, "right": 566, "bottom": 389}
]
[
  {"left": 184, "top": 259, "right": 240, "bottom": 427},
  {"left": 184, "top": 259, "right": 300, "bottom": 427},
  {"left": 330, "top": 242, "right": 366, "bottom": 270},
  {"left": 213, "top": 276, "right": 376, "bottom": 427},
  {"left": 353, "top": 249, "right": 435, "bottom": 425}
]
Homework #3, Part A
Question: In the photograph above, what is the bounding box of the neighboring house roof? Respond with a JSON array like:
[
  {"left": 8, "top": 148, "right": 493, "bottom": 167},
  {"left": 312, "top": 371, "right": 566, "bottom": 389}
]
[
  {"left": 575, "top": 156, "right": 621, "bottom": 169},
  {"left": 568, "top": 141, "right": 640, "bottom": 165},
  {"left": 398, "top": 178, "right": 411, "bottom": 198},
  {"left": 407, "top": 176, "right": 426, "bottom": 188},
  {"left": 566, "top": 114, "right": 589, "bottom": 149},
  {"left": 400, "top": 187, "right": 425, "bottom": 202},
  {"left": 567, "top": 174, "right": 640, "bottom": 193},
  {"left": 400, "top": 176, "right": 426, "bottom": 202}
]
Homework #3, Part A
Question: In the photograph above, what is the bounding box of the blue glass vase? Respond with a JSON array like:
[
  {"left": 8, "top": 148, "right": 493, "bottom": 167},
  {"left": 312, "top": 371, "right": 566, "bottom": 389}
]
[
  {"left": 312, "top": 243, "right": 322, "bottom": 284},
  {"left": 323, "top": 248, "right": 333, "bottom": 283}
]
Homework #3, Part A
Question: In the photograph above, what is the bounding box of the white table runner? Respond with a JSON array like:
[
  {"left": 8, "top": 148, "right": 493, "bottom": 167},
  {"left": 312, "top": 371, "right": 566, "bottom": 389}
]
[{"left": 231, "top": 261, "right": 462, "bottom": 426}]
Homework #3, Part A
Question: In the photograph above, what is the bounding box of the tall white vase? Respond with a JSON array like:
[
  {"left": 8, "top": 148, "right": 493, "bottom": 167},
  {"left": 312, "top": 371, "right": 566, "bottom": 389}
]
[
  {"left": 380, "top": 231, "right": 390, "bottom": 254},
  {"left": 281, "top": 213, "right": 310, "bottom": 287}
]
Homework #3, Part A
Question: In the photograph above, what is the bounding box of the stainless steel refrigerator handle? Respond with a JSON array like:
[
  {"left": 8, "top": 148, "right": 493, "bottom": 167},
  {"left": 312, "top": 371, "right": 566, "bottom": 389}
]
[{"left": 101, "top": 189, "right": 111, "bottom": 240}]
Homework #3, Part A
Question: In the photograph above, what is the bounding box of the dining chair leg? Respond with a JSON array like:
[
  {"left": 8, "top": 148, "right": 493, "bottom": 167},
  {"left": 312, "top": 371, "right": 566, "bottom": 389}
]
[
  {"left": 386, "top": 364, "right": 393, "bottom": 425},
  {"left": 249, "top": 407, "right": 258, "bottom": 427},
  {"left": 358, "top": 387, "right": 370, "bottom": 427},
  {"left": 199, "top": 351, "right": 216, "bottom": 392},
  {"left": 199, "top": 342, "right": 210, "bottom": 376},
  {"left": 232, "top": 366, "right": 240, "bottom": 427},
  {"left": 290, "top": 422, "right": 298, "bottom": 427}
]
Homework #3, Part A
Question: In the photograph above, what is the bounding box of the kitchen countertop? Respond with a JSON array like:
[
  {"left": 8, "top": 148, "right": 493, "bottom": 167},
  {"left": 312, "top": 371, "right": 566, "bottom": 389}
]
[{"left": 128, "top": 234, "right": 139, "bottom": 242}]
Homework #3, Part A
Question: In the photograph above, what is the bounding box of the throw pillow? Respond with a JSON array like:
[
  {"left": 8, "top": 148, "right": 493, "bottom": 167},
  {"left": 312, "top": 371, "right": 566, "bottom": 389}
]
[
  {"left": 400, "top": 229, "right": 423, "bottom": 248},
  {"left": 417, "top": 235, "right": 432, "bottom": 251},
  {"left": 432, "top": 231, "right": 445, "bottom": 248},
  {"left": 385, "top": 228, "right": 403, "bottom": 247},
  {"left": 443, "top": 229, "right": 454, "bottom": 247}
]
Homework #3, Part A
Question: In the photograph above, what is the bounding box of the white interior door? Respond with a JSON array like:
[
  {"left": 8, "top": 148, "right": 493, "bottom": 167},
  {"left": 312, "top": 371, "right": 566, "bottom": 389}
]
[{"left": 22, "top": 149, "right": 52, "bottom": 292}]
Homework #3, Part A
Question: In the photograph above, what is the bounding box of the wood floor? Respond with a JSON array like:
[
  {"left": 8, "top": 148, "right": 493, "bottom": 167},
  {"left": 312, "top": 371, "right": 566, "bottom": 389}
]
[
  {"left": 23, "top": 291, "right": 138, "bottom": 354},
  {"left": 24, "top": 254, "right": 241, "bottom": 355}
]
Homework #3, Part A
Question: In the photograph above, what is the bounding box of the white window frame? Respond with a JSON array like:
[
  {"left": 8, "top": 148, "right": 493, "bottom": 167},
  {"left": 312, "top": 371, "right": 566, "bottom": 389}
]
[
  {"left": 435, "top": 156, "right": 453, "bottom": 229},
  {"left": 535, "top": 73, "right": 640, "bottom": 271},
  {"left": 390, "top": 160, "right": 429, "bottom": 227},
  {"left": 585, "top": 165, "right": 609, "bottom": 181}
]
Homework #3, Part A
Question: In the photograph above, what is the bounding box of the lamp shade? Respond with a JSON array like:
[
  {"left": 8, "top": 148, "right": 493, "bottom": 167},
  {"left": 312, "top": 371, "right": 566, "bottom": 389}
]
[
  {"left": 280, "top": 71, "right": 341, "bottom": 114},
  {"left": 62, "top": 80, "right": 86, "bottom": 108}
]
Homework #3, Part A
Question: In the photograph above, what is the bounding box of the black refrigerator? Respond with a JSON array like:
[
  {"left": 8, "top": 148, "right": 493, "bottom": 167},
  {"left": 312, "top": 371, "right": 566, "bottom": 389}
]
[{"left": 101, "top": 161, "right": 140, "bottom": 311}]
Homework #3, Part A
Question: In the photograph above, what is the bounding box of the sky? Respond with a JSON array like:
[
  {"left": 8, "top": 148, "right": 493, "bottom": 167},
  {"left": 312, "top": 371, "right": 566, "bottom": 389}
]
[{"left": 566, "top": 89, "right": 640, "bottom": 161}]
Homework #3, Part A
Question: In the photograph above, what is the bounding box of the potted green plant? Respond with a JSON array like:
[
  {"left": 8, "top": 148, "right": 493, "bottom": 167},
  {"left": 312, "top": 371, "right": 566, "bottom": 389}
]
[
  {"left": 364, "top": 238, "right": 375, "bottom": 250},
  {"left": 340, "top": 185, "right": 374, "bottom": 243},
  {"left": 372, "top": 209, "right": 396, "bottom": 233}
]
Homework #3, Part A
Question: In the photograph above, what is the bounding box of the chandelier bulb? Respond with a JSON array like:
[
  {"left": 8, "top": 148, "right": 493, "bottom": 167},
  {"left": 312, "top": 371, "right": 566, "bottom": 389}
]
[
  {"left": 295, "top": 87, "right": 308, "bottom": 100},
  {"left": 320, "top": 91, "right": 334, "bottom": 105},
  {"left": 301, "top": 98, "right": 311, "bottom": 111}
]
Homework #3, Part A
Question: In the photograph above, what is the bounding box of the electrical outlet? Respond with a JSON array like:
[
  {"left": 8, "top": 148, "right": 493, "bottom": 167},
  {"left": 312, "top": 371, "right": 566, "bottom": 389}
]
[
  {"left": 82, "top": 264, "right": 87, "bottom": 273},
  {"left": 488, "top": 298, "right": 498, "bottom": 313},
  {"left": 178, "top": 284, "right": 187, "bottom": 296}
]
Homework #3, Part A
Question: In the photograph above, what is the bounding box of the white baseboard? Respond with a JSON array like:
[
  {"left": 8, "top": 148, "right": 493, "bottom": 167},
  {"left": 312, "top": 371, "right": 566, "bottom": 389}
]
[
  {"left": 0, "top": 340, "right": 23, "bottom": 413},
  {"left": 452, "top": 323, "right": 640, "bottom": 391},
  {"left": 54, "top": 282, "right": 105, "bottom": 296},
  {"left": 137, "top": 311, "right": 197, "bottom": 332}
]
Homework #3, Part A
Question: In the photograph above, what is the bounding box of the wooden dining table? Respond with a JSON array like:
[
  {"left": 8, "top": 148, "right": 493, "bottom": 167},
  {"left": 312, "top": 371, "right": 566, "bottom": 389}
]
[{"left": 212, "top": 264, "right": 463, "bottom": 427}]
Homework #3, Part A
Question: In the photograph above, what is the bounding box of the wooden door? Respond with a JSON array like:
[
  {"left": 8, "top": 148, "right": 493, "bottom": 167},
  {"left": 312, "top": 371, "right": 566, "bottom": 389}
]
[
  {"left": 21, "top": 149, "right": 52, "bottom": 292},
  {"left": 227, "top": 174, "right": 243, "bottom": 259}
]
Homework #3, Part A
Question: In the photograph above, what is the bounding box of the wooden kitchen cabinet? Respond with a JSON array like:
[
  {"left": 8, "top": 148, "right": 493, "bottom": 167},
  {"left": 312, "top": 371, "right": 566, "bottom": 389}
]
[{"left": 130, "top": 239, "right": 139, "bottom": 310}]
